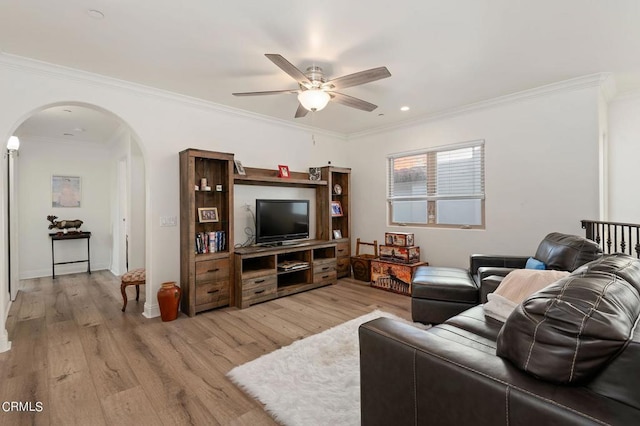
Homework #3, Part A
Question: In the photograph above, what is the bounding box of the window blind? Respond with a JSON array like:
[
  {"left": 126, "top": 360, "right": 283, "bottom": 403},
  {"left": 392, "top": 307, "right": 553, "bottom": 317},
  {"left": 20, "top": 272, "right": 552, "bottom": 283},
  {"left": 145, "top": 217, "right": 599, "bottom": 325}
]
[{"left": 387, "top": 140, "right": 485, "bottom": 202}]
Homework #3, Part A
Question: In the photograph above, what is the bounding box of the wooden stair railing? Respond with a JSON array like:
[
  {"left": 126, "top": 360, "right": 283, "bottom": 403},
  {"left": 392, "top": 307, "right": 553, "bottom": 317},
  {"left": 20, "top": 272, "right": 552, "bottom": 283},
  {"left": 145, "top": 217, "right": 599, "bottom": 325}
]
[{"left": 581, "top": 219, "right": 640, "bottom": 258}]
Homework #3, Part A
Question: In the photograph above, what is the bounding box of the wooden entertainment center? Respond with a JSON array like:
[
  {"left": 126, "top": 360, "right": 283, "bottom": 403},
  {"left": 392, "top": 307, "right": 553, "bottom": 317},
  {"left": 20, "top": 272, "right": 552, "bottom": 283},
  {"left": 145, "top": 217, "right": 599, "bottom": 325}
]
[
  {"left": 179, "top": 148, "right": 351, "bottom": 315},
  {"left": 235, "top": 240, "right": 337, "bottom": 308}
]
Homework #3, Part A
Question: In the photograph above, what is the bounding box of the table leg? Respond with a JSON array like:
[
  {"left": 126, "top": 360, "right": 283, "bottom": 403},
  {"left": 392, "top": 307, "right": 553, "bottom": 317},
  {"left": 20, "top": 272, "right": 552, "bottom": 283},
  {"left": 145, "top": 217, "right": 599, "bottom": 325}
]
[
  {"left": 87, "top": 236, "right": 91, "bottom": 274},
  {"left": 51, "top": 238, "right": 56, "bottom": 279}
]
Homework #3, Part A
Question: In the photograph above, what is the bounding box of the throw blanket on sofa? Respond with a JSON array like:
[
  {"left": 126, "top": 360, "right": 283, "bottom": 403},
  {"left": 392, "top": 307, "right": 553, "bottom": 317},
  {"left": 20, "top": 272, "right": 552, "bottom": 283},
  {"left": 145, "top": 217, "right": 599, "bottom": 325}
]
[{"left": 484, "top": 269, "right": 569, "bottom": 322}]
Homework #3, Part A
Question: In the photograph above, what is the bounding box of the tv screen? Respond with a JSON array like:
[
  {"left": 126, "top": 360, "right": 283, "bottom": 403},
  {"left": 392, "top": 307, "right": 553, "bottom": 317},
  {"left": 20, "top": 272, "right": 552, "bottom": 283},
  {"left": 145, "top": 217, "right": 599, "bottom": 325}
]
[{"left": 255, "top": 199, "right": 310, "bottom": 244}]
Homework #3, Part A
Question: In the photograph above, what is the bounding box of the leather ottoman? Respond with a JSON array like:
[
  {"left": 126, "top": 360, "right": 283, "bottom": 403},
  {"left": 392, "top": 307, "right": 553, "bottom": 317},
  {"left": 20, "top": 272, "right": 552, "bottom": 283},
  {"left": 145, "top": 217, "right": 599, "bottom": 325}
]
[{"left": 411, "top": 266, "right": 479, "bottom": 324}]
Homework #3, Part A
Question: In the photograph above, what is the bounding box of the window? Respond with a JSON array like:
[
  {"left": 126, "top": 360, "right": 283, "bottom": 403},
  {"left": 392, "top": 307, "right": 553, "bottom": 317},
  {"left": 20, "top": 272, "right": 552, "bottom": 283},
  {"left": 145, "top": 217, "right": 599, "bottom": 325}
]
[{"left": 387, "top": 140, "right": 485, "bottom": 227}]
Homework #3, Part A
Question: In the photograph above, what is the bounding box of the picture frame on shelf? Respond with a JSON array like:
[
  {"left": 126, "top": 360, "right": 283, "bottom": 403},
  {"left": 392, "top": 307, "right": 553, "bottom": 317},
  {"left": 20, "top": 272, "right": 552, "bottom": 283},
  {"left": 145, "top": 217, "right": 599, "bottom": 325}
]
[
  {"left": 333, "top": 183, "right": 342, "bottom": 195},
  {"left": 234, "top": 159, "right": 246, "bottom": 175},
  {"left": 333, "top": 229, "right": 342, "bottom": 239},
  {"left": 278, "top": 164, "right": 290, "bottom": 178},
  {"left": 331, "top": 200, "right": 343, "bottom": 217},
  {"left": 309, "top": 167, "right": 321, "bottom": 181},
  {"left": 198, "top": 207, "right": 219, "bottom": 223}
]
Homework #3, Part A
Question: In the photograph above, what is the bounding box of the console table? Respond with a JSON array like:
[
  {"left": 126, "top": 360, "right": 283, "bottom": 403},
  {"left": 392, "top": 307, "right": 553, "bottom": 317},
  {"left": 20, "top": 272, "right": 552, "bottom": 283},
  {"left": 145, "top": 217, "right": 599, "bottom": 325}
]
[{"left": 49, "top": 231, "right": 91, "bottom": 279}]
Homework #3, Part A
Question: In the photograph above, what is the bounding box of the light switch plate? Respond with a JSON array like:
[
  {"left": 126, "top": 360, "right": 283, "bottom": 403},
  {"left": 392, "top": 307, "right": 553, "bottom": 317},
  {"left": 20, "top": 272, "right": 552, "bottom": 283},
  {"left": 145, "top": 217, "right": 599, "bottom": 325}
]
[{"left": 160, "top": 216, "right": 177, "bottom": 227}]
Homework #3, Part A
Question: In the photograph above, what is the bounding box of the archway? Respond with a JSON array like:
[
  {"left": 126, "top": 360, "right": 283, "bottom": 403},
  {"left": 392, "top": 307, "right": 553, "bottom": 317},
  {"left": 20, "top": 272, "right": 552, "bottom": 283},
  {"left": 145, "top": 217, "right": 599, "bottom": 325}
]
[{"left": 6, "top": 101, "right": 147, "bottom": 329}]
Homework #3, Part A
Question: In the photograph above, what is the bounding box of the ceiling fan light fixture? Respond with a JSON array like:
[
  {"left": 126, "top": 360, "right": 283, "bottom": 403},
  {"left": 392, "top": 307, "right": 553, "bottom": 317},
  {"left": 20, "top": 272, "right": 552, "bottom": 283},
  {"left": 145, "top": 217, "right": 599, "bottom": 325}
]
[{"left": 298, "top": 89, "right": 330, "bottom": 112}]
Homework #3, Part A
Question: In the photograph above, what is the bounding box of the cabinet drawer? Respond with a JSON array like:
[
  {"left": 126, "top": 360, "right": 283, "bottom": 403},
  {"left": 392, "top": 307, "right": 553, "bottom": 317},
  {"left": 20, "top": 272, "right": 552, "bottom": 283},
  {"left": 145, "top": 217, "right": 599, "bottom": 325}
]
[
  {"left": 337, "top": 257, "right": 350, "bottom": 274},
  {"left": 195, "top": 280, "right": 229, "bottom": 307},
  {"left": 336, "top": 242, "right": 350, "bottom": 258},
  {"left": 195, "top": 258, "right": 229, "bottom": 283},
  {"left": 313, "top": 257, "right": 336, "bottom": 268},
  {"left": 314, "top": 261, "right": 336, "bottom": 275},
  {"left": 313, "top": 270, "right": 337, "bottom": 285},
  {"left": 241, "top": 278, "right": 277, "bottom": 307},
  {"left": 242, "top": 275, "right": 277, "bottom": 292}
]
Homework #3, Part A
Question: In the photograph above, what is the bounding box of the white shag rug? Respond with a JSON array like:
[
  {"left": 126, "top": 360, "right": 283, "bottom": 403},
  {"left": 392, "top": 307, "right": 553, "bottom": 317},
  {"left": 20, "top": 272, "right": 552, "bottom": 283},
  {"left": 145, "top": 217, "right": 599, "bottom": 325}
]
[{"left": 227, "top": 310, "right": 426, "bottom": 426}]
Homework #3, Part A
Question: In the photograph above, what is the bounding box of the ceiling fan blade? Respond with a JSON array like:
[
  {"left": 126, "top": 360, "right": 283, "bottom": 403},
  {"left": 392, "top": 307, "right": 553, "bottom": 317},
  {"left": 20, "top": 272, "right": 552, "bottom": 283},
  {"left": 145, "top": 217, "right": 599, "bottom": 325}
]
[
  {"left": 323, "top": 66, "right": 391, "bottom": 90},
  {"left": 294, "top": 103, "right": 309, "bottom": 118},
  {"left": 265, "top": 54, "right": 311, "bottom": 83},
  {"left": 328, "top": 92, "right": 378, "bottom": 112},
  {"left": 232, "top": 89, "right": 298, "bottom": 96}
]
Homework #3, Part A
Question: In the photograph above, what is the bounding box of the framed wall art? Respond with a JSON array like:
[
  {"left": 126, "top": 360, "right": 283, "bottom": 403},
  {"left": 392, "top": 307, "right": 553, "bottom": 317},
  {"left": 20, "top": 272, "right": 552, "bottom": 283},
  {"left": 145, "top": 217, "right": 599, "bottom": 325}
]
[{"left": 52, "top": 175, "right": 81, "bottom": 208}]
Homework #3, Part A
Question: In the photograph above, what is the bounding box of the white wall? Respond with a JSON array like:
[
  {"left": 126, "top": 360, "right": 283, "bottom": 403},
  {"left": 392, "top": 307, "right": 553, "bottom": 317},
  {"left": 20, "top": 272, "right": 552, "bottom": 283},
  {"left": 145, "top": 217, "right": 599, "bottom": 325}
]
[
  {"left": 608, "top": 93, "right": 640, "bottom": 222},
  {"left": 0, "top": 53, "right": 347, "bottom": 324},
  {"left": 347, "top": 86, "right": 601, "bottom": 268},
  {"left": 18, "top": 137, "right": 112, "bottom": 278},
  {"left": 129, "top": 139, "right": 146, "bottom": 269},
  {"left": 234, "top": 185, "right": 318, "bottom": 247}
]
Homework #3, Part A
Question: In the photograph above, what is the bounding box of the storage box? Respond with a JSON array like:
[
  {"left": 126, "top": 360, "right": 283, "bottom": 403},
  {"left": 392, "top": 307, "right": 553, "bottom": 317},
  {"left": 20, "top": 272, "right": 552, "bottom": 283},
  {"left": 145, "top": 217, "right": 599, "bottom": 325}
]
[
  {"left": 370, "top": 259, "right": 427, "bottom": 296},
  {"left": 379, "top": 245, "right": 420, "bottom": 263},
  {"left": 384, "top": 232, "right": 415, "bottom": 247},
  {"left": 351, "top": 255, "right": 376, "bottom": 282},
  {"left": 350, "top": 238, "right": 379, "bottom": 282}
]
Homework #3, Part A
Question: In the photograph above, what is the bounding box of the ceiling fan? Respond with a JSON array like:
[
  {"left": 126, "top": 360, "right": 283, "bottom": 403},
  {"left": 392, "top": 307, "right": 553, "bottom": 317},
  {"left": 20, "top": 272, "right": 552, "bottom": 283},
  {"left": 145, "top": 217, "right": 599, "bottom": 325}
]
[{"left": 232, "top": 54, "right": 391, "bottom": 118}]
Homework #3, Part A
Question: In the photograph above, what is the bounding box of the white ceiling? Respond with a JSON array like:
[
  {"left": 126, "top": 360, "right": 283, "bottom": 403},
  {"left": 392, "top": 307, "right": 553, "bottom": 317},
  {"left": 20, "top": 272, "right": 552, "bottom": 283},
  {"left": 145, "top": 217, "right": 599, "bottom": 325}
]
[
  {"left": 15, "top": 105, "right": 122, "bottom": 144},
  {"left": 3, "top": 0, "right": 640, "bottom": 137}
]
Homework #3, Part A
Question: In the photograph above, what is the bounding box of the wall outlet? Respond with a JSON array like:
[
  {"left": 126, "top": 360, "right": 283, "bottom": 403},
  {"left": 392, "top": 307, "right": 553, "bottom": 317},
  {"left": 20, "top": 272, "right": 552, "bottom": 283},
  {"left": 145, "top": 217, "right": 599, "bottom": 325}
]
[{"left": 160, "top": 216, "right": 177, "bottom": 227}]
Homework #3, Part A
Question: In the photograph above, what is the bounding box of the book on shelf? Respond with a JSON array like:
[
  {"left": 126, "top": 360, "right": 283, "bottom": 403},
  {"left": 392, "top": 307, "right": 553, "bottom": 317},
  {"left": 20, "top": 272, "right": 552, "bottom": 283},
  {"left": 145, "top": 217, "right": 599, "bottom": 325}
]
[{"left": 195, "top": 231, "right": 226, "bottom": 254}]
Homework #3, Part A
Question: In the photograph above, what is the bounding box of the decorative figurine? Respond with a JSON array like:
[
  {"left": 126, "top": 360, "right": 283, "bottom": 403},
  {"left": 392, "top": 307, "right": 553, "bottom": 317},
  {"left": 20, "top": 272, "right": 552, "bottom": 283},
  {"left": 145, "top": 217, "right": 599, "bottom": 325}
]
[{"left": 47, "top": 215, "right": 83, "bottom": 232}]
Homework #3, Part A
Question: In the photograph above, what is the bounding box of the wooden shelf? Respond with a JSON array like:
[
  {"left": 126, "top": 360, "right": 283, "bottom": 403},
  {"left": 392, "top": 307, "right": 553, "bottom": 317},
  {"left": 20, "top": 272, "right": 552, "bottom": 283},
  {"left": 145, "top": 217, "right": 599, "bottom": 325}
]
[
  {"left": 234, "top": 167, "right": 327, "bottom": 188},
  {"left": 179, "top": 149, "right": 235, "bottom": 316}
]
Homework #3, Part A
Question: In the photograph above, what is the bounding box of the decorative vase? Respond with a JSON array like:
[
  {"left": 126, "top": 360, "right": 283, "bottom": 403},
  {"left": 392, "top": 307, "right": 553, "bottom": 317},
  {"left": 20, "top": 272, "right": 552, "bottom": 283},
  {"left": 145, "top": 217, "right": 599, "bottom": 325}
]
[{"left": 157, "top": 281, "right": 182, "bottom": 322}]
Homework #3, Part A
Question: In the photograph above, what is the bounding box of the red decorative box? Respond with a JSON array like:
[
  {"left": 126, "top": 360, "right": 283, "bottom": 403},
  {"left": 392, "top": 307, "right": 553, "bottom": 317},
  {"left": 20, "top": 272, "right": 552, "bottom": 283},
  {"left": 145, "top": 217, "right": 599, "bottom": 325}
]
[
  {"left": 370, "top": 259, "right": 427, "bottom": 295},
  {"left": 384, "top": 232, "right": 415, "bottom": 247},
  {"left": 379, "top": 245, "right": 420, "bottom": 263}
]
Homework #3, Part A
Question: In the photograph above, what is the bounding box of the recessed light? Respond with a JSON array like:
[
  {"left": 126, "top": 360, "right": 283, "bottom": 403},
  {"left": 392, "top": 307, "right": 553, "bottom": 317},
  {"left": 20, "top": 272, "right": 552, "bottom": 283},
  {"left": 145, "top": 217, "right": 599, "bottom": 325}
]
[
  {"left": 73, "top": 127, "right": 86, "bottom": 133},
  {"left": 400, "top": 106, "right": 410, "bottom": 112},
  {"left": 87, "top": 9, "right": 105, "bottom": 20}
]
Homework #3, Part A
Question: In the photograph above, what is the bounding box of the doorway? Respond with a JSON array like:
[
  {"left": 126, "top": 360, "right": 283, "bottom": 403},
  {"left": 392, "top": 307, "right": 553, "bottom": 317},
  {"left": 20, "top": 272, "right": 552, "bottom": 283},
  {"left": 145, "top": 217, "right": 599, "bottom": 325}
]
[{"left": 9, "top": 103, "right": 146, "bottom": 294}]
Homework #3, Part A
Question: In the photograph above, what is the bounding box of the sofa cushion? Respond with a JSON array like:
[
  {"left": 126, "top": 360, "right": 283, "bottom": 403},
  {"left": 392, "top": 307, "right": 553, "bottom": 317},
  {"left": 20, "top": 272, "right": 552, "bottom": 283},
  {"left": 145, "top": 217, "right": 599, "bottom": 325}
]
[
  {"left": 533, "top": 232, "right": 602, "bottom": 271},
  {"left": 497, "top": 254, "right": 640, "bottom": 384}
]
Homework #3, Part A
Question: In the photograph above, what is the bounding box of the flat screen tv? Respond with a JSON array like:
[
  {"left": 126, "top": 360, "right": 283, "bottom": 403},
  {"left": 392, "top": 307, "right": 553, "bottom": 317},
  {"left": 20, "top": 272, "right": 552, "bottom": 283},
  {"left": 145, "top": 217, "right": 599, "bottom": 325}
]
[{"left": 255, "top": 199, "right": 310, "bottom": 245}]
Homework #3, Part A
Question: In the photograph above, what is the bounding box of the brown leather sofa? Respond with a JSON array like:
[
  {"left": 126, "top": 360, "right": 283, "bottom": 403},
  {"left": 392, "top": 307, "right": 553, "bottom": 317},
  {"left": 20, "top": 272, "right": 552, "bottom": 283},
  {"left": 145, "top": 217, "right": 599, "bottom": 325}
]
[
  {"left": 360, "top": 253, "right": 640, "bottom": 425},
  {"left": 411, "top": 232, "right": 603, "bottom": 324}
]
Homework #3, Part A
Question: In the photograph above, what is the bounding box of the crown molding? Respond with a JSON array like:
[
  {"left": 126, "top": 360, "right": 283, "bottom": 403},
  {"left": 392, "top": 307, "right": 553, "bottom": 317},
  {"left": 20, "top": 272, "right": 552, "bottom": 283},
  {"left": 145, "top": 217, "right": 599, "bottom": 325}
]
[
  {"left": 599, "top": 73, "right": 618, "bottom": 102},
  {"left": 349, "top": 73, "right": 613, "bottom": 139},
  {"left": 0, "top": 53, "right": 346, "bottom": 141}
]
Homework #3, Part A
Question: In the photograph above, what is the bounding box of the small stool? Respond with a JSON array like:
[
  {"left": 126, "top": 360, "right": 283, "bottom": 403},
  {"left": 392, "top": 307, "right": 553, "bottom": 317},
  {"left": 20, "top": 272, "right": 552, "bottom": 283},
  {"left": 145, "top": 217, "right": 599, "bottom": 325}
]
[
  {"left": 411, "top": 266, "right": 479, "bottom": 324},
  {"left": 121, "top": 268, "right": 146, "bottom": 312}
]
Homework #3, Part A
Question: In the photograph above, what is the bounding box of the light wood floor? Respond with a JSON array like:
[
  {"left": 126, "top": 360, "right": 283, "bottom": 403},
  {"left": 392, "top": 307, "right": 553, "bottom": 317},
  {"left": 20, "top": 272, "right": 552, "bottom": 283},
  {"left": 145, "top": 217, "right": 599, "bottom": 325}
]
[{"left": 0, "top": 270, "right": 411, "bottom": 425}]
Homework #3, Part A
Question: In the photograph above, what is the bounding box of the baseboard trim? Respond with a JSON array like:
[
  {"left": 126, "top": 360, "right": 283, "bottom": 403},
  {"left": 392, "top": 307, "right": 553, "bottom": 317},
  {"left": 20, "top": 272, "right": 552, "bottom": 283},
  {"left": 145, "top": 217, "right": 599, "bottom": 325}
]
[
  {"left": 143, "top": 302, "right": 160, "bottom": 319},
  {"left": 0, "top": 328, "right": 12, "bottom": 353}
]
